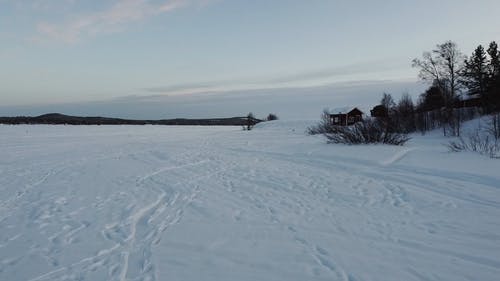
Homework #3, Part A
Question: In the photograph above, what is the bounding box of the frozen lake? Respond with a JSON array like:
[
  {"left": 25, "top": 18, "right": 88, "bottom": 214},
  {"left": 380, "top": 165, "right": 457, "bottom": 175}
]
[{"left": 1, "top": 122, "right": 499, "bottom": 281}]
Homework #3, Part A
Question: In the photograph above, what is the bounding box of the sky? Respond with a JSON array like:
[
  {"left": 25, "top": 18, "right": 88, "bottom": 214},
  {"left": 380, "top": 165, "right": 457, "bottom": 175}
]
[{"left": 1, "top": 0, "right": 500, "bottom": 118}]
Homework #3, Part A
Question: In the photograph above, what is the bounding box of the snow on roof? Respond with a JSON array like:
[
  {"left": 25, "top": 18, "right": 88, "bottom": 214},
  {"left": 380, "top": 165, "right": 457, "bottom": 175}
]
[
  {"left": 329, "top": 106, "right": 365, "bottom": 115},
  {"left": 329, "top": 106, "right": 354, "bottom": 114}
]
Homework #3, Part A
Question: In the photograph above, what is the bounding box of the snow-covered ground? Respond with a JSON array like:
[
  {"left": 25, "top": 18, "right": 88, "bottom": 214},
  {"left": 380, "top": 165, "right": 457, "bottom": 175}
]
[{"left": 1, "top": 122, "right": 499, "bottom": 281}]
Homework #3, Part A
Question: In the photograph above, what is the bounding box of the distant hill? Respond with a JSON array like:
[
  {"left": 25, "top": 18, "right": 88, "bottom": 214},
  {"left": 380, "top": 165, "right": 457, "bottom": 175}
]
[{"left": 0, "top": 113, "right": 261, "bottom": 126}]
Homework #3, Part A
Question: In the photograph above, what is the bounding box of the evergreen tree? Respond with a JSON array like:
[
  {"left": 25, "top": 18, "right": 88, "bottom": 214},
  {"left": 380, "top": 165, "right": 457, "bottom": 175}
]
[
  {"left": 415, "top": 82, "right": 446, "bottom": 133},
  {"left": 487, "top": 41, "right": 500, "bottom": 110},
  {"left": 487, "top": 41, "right": 500, "bottom": 76},
  {"left": 463, "top": 45, "right": 488, "bottom": 97},
  {"left": 419, "top": 82, "right": 446, "bottom": 111},
  {"left": 395, "top": 93, "right": 416, "bottom": 133}
]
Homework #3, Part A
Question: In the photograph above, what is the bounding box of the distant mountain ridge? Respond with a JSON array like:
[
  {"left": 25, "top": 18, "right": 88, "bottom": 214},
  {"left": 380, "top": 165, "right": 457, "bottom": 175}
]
[{"left": 0, "top": 113, "right": 261, "bottom": 126}]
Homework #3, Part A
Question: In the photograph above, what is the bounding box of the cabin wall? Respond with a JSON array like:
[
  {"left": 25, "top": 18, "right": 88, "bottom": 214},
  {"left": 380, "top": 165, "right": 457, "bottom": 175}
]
[{"left": 330, "top": 113, "right": 362, "bottom": 126}]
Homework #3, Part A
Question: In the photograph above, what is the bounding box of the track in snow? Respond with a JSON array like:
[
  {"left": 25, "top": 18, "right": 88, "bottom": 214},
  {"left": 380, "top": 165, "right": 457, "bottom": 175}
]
[{"left": 1, "top": 124, "right": 499, "bottom": 281}]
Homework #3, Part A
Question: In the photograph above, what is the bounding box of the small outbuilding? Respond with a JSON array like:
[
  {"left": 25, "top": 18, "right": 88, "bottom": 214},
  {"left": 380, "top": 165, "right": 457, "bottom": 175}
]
[
  {"left": 329, "top": 107, "right": 364, "bottom": 126},
  {"left": 370, "top": 104, "right": 389, "bottom": 118}
]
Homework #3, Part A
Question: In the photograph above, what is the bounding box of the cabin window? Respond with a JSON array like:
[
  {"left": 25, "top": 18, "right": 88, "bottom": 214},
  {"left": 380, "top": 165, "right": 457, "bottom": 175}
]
[{"left": 333, "top": 117, "right": 339, "bottom": 123}]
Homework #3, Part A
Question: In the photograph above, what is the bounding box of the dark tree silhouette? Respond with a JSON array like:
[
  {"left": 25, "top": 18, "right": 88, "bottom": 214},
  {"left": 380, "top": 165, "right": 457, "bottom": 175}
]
[
  {"left": 380, "top": 93, "right": 396, "bottom": 112},
  {"left": 394, "top": 93, "right": 416, "bottom": 133},
  {"left": 463, "top": 45, "right": 489, "bottom": 96},
  {"left": 266, "top": 113, "right": 278, "bottom": 121},
  {"left": 487, "top": 42, "right": 500, "bottom": 110},
  {"left": 412, "top": 41, "right": 465, "bottom": 136},
  {"left": 244, "top": 112, "right": 257, "bottom": 130},
  {"left": 418, "top": 81, "right": 446, "bottom": 111}
]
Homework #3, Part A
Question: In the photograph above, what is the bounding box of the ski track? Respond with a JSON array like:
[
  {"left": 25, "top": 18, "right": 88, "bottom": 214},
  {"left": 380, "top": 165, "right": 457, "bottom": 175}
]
[
  {"left": 1, "top": 124, "right": 500, "bottom": 281},
  {"left": 24, "top": 159, "right": 220, "bottom": 281}
]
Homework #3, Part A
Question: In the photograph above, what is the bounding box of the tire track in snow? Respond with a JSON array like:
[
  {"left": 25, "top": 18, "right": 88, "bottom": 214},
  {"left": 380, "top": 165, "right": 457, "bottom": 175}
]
[
  {"left": 103, "top": 158, "right": 226, "bottom": 281},
  {"left": 205, "top": 142, "right": 500, "bottom": 279},
  {"left": 23, "top": 155, "right": 217, "bottom": 281},
  {"left": 380, "top": 148, "right": 415, "bottom": 166},
  {"left": 288, "top": 226, "right": 349, "bottom": 280},
  {"left": 117, "top": 191, "right": 167, "bottom": 281},
  {"left": 136, "top": 159, "right": 210, "bottom": 184},
  {"left": 0, "top": 167, "right": 57, "bottom": 222},
  {"left": 208, "top": 149, "right": 355, "bottom": 279},
  {"left": 0, "top": 149, "right": 141, "bottom": 223},
  {"left": 221, "top": 146, "right": 500, "bottom": 209}
]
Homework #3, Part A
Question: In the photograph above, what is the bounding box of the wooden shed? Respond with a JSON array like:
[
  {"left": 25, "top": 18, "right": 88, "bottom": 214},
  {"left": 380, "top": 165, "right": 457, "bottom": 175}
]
[{"left": 330, "top": 107, "right": 364, "bottom": 126}]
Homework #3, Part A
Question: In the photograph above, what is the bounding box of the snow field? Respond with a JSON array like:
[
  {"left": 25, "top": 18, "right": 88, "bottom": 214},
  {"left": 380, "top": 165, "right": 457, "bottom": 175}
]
[{"left": 0, "top": 122, "right": 499, "bottom": 281}]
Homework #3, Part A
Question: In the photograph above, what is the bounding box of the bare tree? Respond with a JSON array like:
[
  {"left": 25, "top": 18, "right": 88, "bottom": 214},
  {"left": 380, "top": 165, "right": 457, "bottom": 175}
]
[
  {"left": 307, "top": 109, "right": 333, "bottom": 135},
  {"left": 243, "top": 112, "right": 256, "bottom": 131},
  {"left": 413, "top": 41, "right": 465, "bottom": 136},
  {"left": 266, "top": 113, "right": 278, "bottom": 121},
  {"left": 380, "top": 93, "right": 396, "bottom": 112}
]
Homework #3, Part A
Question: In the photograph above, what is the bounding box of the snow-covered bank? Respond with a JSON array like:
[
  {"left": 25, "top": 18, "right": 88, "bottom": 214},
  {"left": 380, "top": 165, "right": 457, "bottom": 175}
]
[{"left": 1, "top": 123, "right": 499, "bottom": 281}]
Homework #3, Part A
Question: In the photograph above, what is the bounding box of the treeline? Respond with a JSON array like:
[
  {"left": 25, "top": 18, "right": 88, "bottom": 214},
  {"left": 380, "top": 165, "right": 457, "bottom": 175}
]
[
  {"left": 0, "top": 113, "right": 263, "bottom": 126},
  {"left": 375, "top": 40, "right": 500, "bottom": 137}
]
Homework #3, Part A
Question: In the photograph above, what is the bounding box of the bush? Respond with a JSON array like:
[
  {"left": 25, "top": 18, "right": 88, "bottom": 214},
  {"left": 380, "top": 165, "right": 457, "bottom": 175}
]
[
  {"left": 447, "top": 133, "right": 499, "bottom": 158},
  {"left": 242, "top": 112, "right": 257, "bottom": 131},
  {"left": 447, "top": 117, "right": 500, "bottom": 158},
  {"left": 324, "top": 119, "right": 410, "bottom": 145},
  {"left": 488, "top": 113, "right": 500, "bottom": 140},
  {"left": 266, "top": 113, "right": 279, "bottom": 121},
  {"left": 307, "top": 109, "right": 333, "bottom": 135}
]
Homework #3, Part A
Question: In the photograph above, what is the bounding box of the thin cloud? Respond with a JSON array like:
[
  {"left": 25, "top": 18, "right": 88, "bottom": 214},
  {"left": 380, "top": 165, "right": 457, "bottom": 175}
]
[
  {"left": 34, "top": 0, "right": 195, "bottom": 43},
  {"left": 29, "top": 0, "right": 76, "bottom": 10},
  {"left": 264, "top": 59, "right": 409, "bottom": 84},
  {"left": 144, "top": 58, "right": 412, "bottom": 95}
]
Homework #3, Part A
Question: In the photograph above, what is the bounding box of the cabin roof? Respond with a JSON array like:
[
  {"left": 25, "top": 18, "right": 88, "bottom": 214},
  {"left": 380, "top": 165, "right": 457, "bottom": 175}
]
[{"left": 329, "top": 107, "right": 364, "bottom": 115}]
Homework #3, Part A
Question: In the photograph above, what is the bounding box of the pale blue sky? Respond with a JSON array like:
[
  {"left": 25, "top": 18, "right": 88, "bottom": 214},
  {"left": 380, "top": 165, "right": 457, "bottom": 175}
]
[{"left": 1, "top": 0, "right": 500, "bottom": 109}]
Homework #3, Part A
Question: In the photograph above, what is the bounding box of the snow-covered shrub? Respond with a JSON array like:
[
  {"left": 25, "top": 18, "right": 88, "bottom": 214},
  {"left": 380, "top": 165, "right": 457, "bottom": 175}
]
[
  {"left": 307, "top": 109, "right": 333, "bottom": 135},
  {"left": 447, "top": 119, "right": 500, "bottom": 158},
  {"left": 488, "top": 113, "right": 500, "bottom": 140},
  {"left": 324, "top": 119, "right": 410, "bottom": 145},
  {"left": 242, "top": 112, "right": 258, "bottom": 131}
]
